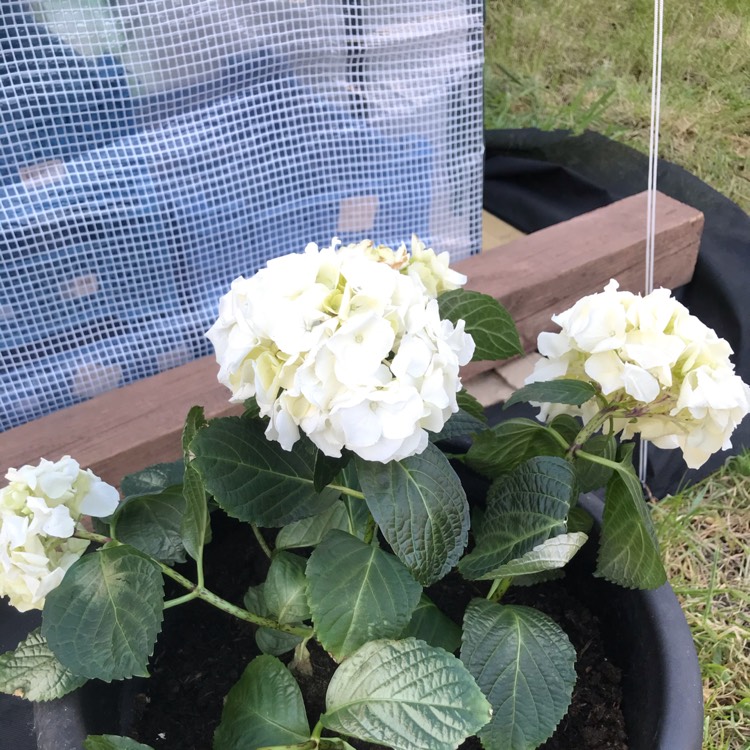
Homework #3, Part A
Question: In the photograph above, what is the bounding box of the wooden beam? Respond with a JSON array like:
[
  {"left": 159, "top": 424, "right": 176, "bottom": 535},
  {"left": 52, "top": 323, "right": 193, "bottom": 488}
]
[
  {"left": 0, "top": 357, "right": 243, "bottom": 487},
  {"left": 0, "top": 191, "right": 702, "bottom": 484},
  {"left": 459, "top": 190, "right": 703, "bottom": 378}
]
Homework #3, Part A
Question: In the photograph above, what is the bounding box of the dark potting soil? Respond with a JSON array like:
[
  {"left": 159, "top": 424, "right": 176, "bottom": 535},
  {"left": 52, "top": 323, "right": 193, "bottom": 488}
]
[{"left": 132, "top": 512, "right": 628, "bottom": 750}]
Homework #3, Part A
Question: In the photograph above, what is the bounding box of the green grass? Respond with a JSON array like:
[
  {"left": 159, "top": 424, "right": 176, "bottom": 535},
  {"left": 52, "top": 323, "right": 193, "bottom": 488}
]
[
  {"left": 484, "top": 0, "right": 750, "bottom": 214},
  {"left": 652, "top": 452, "right": 750, "bottom": 750}
]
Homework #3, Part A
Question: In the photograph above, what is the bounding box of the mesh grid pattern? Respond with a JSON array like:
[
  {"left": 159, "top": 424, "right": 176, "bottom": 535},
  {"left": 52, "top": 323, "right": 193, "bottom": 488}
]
[{"left": 0, "top": 1, "right": 484, "bottom": 432}]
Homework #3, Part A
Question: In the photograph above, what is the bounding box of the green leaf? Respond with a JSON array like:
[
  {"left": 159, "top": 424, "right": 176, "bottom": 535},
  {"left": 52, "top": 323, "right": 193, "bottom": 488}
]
[
  {"left": 276, "top": 501, "right": 359, "bottom": 550},
  {"left": 431, "top": 408, "right": 487, "bottom": 443},
  {"left": 510, "top": 569, "right": 565, "bottom": 587},
  {"left": 313, "top": 450, "right": 349, "bottom": 493},
  {"left": 191, "top": 417, "right": 339, "bottom": 527},
  {"left": 120, "top": 461, "right": 184, "bottom": 500},
  {"left": 182, "top": 405, "right": 207, "bottom": 455},
  {"left": 548, "top": 414, "right": 580, "bottom": 446},
  {"left": 457, "top": 389, "right": 488, "bottom": 423},
  {"left": 400, "top": 594, "right": 462, "bottom": 653},
  {"left": 342, "top": 496, "right": 372, "bottom": 538},
  {"left": 306, "top": 530, "right": 421, "bottom": 661},
  {"left": 255, "top": 627, "right": 304, "bottom": 658},
  {"left": 213, "top": 655, "right": 310, "bottom": 750},
  {"left": 356, "top": 444, "right": 469, "bottom": 585},
  {"left": 42, "top": 546, "right": 164, "bottom": 681},
  {"left": 243, "top": 585, "right": 302, "bottom": 656},
  {"left": 504, "top": 378, "right": 598, "bottom": 409},
  {"left": 111, "top": 486, "right": 187, "bottom": 565},
  {"left": 431, "top": 390, "right": 488, "bottom": 444},
  {"left": 323, "top": 638, "right": 490, "bottom": 750},
  {"left": 483, "top": 456, "right": 577, "bottom": 528},
  {"left": 285, "top": 499, "right": 370, "bottom": 549},
  {"left": 339, "top": 459, "right": 361, "bottom": 492},
  {"left": 242, "top": 583, "right": 267, "bottom": 616},
  {"left": 618, "top": 441, "right": 636, "bottom": 465},
  {"left": 84, "top": 737, "right": 154, "bottom": 750},
  {"left": 461, "top": 599, "right": 576, "bottom": 750},
  {"left": 181, "top": 405, "right": 210, "bottom": 562},
  {"left": 477, "top": 532, "right": 588, "bottom": 579},
  {"left": 575, "top": 433, "right": 617, "bottom": 492},
  {"left": 242, "top": 397, "right": 261, "bottom": 420},
  {"left": 459, "top": 456, "right": 576, "bottom": 580},
  {"left": 567, "top": 505, "right": 594, "bottom": 535},
  {"left": 265, "top": 552, "right": 310, "bottom": 625},
  {"left": 596, "top": 465, "right": 667, "bottom": 589},
  {"left": 181, "top": 464, "right": 209, "bottom": 562},
  {"left": 465, "top": 419, "right": 565, "bottom": 478},
  {"left": 438, "top": 288, "right": 523, "bottom": 361},
  {"left": 0, "top": 629, "right": 86, "bottom": 701}
]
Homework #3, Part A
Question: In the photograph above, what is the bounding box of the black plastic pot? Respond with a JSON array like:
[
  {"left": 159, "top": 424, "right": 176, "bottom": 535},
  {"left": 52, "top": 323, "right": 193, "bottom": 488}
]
[
  {"left": 576, "top": 492, "right": 704, "bottom": 750},
  {"left": 17, "top": 489, "right": 703, "bottom": 750}
]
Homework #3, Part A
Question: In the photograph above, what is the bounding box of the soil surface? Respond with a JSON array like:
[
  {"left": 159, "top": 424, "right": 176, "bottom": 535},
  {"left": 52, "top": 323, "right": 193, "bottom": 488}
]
[{"left": 132, "top": 512, "right": 628, "bottom": 750}]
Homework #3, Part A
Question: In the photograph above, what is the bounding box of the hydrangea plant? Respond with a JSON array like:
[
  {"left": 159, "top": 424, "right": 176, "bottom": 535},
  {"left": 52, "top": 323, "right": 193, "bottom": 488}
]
[{"left": 1, "top": 238, "right": 748, "bottom": 750}]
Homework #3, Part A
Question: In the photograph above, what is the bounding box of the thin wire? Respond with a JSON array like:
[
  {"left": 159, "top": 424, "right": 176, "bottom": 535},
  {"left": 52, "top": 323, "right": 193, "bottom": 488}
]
[{"left": 640, "top": 0, "right": 665, "bottom": 485}]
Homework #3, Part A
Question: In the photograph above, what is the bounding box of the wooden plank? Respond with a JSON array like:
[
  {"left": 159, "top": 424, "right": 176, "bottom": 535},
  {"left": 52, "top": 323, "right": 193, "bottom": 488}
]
[
  {"left": 459, "top": 190, "right": 703, "bottom": 379},
  {"left": 0, "top": 191, "right": 702, "bottom": 483},
  {"left": 0, "top": 357, "right": 242, "bottom": 487}
]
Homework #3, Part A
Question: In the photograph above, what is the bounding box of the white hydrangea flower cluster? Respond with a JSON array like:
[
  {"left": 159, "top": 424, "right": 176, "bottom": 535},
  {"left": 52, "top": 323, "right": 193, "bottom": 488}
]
[
  {"left": 206, "top": 236, "right": 475, "bottom": 463},
  {"left": 528, "top": 280, "right": 750, "bottom": 469},
  {"left": 0, "top": 456, "right": 119, "bottom": 612}
]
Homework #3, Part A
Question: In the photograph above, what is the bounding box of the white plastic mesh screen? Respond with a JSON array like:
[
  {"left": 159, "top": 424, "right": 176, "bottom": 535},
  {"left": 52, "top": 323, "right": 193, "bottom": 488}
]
[{"left": 0, "top": 1, "right": 484, "bottom": 431}]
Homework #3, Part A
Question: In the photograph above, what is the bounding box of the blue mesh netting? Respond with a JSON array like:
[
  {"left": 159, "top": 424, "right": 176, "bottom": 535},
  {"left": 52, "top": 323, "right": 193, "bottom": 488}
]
[{"left": 0, "top": 1, "right": 484, "bottom": 431}]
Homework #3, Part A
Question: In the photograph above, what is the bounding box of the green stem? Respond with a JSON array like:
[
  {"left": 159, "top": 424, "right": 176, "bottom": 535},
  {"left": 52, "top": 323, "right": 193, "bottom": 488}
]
[
  {"left": 327, "top": 483, "right": 366, "bottom": 500},
  {"left": 487, "top": 578, "right": 511, "bottom": 602},
  {"left": 566, "top": 407, "right": 618, "bottom": 459},
  {"left": 575, "top": 449, "right": 623, "bottom": 473},
  {"left": 311, "top": 720, "right": 325, "bottom": 741},
  {"left": 594, "top": 392, "right": 610, "bottom": 411},
  {"left": 196, "top": 586, "right": 312, "bottom": 637},
  {"left": 75, "top": 528, "right": 112, "bottom": 545},
  {"left": 73, "top": 528, "right": 313, "bottom": 638},
  {"left": 546, "top": 426, "right": 572, "bottom": 451},
  {"left": 252, "top": 524, "right": 273, "bottom": 559},
  {"left": 164, "top": 590, "right": 199, "bottom": 609},
  {"left": 196, "top": 552, "right": 205, "bottom": 589}
]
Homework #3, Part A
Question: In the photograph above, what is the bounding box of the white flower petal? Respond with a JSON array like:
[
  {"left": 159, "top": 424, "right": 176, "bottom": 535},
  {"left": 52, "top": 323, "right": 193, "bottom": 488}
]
[
  {"left": 328, "top": 313, "right": 395, "bottom": 387},
  {"left": 37, "top": 458, "right": 80, "bottom": 500},
  {"left": 584, "top": 351, "right": 625, "bottom": 395},
  {"left": 621, "top": 363, "right": 660, "bottom": 403},
  {"left": 78, "top": 477, "right": 120, "bottom": 518},
  {"left": 40, "top": 506, "right": 76, "bottom": 538},
  {"left": 537, "top": 331, "right": 572, "bottom": 359}
]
